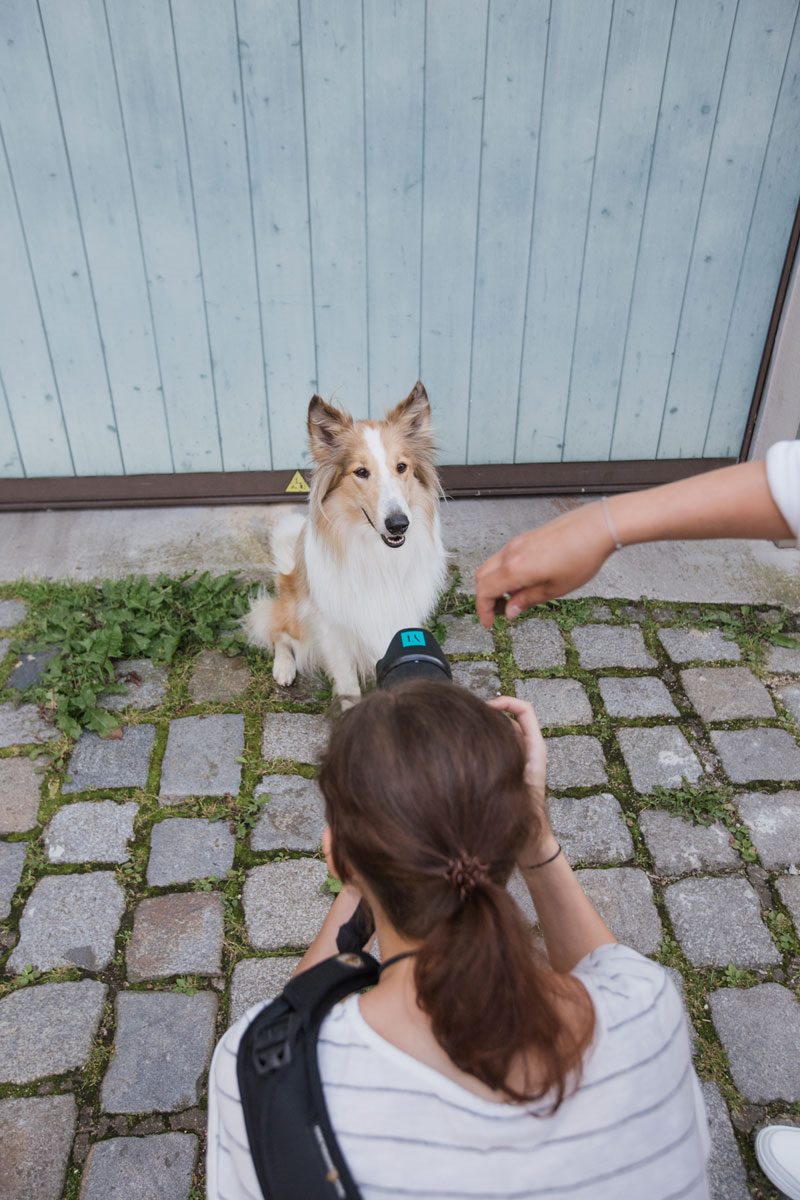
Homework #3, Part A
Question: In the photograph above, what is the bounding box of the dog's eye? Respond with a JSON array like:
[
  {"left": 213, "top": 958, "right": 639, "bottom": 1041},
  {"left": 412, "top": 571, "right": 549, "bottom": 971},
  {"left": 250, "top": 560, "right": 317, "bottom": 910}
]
[
  {"left": 353, "top": 467, "right": 370, "bottom": 480},
  {"left": 396, "top": 462, "right": 407, "bottom": 474}
]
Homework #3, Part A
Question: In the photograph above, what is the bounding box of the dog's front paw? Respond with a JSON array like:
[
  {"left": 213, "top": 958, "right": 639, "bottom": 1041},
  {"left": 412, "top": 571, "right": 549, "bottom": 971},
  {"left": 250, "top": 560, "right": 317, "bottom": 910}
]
[
  {"left": 272, "top": 659, "right": 297, "bottom": 687},
  {"left": 327, "top": 693, "right": 360, "bottom": 718}
]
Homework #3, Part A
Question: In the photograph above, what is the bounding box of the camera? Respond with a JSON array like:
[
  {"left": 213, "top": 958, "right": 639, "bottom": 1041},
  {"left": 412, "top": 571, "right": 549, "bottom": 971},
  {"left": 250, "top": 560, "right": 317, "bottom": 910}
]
[{"left": 375, "top": 627, "right": 452, "bottom": 689}]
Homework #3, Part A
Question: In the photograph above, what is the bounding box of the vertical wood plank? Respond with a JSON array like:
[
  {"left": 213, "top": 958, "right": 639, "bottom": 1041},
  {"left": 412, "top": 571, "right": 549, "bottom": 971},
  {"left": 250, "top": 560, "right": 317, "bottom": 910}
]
[
  {"left": 300, "top": 0, "right": 368, "bottom": 416},
  {"left": 705, "top": 4, "right": 800, "bottom": 457},
  {"left": 363, "top": 0, "right": 425, "bottom": 416},
  {"left": 562, "top": 0, "right": 675, "bottom": 461},
  {"left": 39, "top": 0, "right": 173, "bottom": 476},
  {"left": 237, "top": 0, "right": 317, "bottom": 470},
  {"left": 515, "top": 0, "right": 613, "bottom": 464},
  {"left": 466, "top": 0, "right": 549, "bottom": 464},
  {"left": 0, "top": 0, "right": 122, "bottom": 475},
  {"left": 171, "top": 0, "right": 271, "bottom": 471},
  {"left": 609, "top": 0, "right": 738, "bottom": 460},
  {"left": 658, "top": 0, "right": 798, "bottom": 458},
  {"left": 0, "top": 136, "right": 73, "bottom": 477},
  {"left": 420, "top": 0, "right": 488, "bottom": 464},
  {"left": 0, "top": 382, "right": 23, "bottom": 478},
  {"left": 105, "top": 0, "right": 221, "bottom": 473}
]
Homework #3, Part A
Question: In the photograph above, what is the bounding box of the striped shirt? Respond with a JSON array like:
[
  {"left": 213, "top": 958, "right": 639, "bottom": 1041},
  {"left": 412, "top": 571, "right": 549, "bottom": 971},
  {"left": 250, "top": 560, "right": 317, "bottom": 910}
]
[{"left": 206, "top": 943, "right": 710, "bottom": 1200}]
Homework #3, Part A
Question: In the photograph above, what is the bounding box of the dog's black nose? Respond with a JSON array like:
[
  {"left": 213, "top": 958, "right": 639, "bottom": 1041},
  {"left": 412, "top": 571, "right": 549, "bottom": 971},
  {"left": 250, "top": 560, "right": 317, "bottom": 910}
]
[{"left": 385, "top": 511, "right": 409, "bottom": 535}]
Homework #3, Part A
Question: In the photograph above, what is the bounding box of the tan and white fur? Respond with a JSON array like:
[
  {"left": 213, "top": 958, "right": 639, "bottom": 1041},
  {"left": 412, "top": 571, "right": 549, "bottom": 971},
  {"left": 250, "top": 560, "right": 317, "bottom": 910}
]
[{"left": 244, "top": 382, "right": 447, "bottom": 702}]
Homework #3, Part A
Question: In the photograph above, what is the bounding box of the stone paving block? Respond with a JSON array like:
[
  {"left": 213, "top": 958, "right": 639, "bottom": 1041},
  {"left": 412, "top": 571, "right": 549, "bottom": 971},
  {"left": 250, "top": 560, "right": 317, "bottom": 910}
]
[
  {"left": 617, "top": 726, "right": 703, "bottom": 793},
  {"left": 262, "top": 712, "right": 329, "bottom": 764},
  {"left": 100, "top": 658, "right": 168, "bottom": 711},
  {"left": 243, "top": 859, "right": 331, "bottom": 950},
  {"left": 44, "top": 799, "right": 138, "bottom": 864},
  {"left": 101, "top": 991, "right": 218, "bottom": 1113},
  {"left": 8, "top": 647, "right": 59, "bottom": 690},
  {"left": 0, "top": 702, "right": 58, "bottom": 748},
  {"left": 7, "top": 872, "right": 125, "bottom": 974},
  {"left": 0, "top": 599, "right": 27, "bottom": 627},
  {"left": 127, "top": 893, "right": 224, "bottom": 981},
  {"left": 0, "top": 637, "right": 9, "bottom": 661},
  {"left": 664, "top": 877, "right": 779, "bottom": 968},
  {"left": 147, "top": 818, "right": 235, "bottom": 886},
  {"left": 0, "top": 841, "right": 26, "bottom": 918},
  {"left": 0, "top": 756, "right": 42, "bottom": 833},
  {"left": 571, "top": 624, "right": 656, "bottom": 669},
  {"left": 0, "top": 980, "right": 106, "bottom": 1083},
  {"left": 544, "top": 736, "right": 607, "bottom": 790},
  {"left": 439, "top": 614, "right": 494, "bottom": 655},
  {"left": 735, "top": 790, "right": 800, "bottom": 868},
  {"left": 680, "top": 667, "right": 775, "bottom": 721},
  {"left": 510, "top": 618, "right": 566, "bottom": 669},
  {"left": 63, "top": 725, "right": 156, "bottom": 793},
  {"left": 450, "top": 659, "right": 501, "bottom": 699},
  {"left": 0, "top": 1095, "right": 76, "bottom": 1200},
  {"left": 764, "top": 644, "right": 800, "bottom": 674},
  {"left": 778, "top": 683, "right": 800, "bottom": 724},
  {"left": 657, "top": 626, "right": 741, "bottom": 664},
  {"left": 515, "top": 678, "right": 592, "bottom": 728},
  {"left": 230, "top": 956, "right": 302, "bottom": 1023},
  {"left": 188, "top": 650, "right": 251, "bottom": 703},
  {"left": 589, "top": 604, "right": 613, "bottom": 622},
  {"left": 80, "top": 1133, "right": 197, "bottom": 1200},
  {"left": 710, "top": 728, "right": 800, "bottom": 783},
  {"left": 709, "top": 984, "right": 800, "bottom": 1102},
  {"left": 775, "top": 875, "right": 800, "bottom": 935},
  {"left": 700, "top": 1081, "right": 750, "bottom": 1200},
  {"left": 598, "top": 676, "right": 678, "bottom": 718},
  {"left": 159, "top": 714, "right": 243, "bottom": 802},
  {"left": 251, "top": 775, "right": 326, "bottom": 851},
  {"left": 639, "top": 810, "right": 739, "bottom": 876},
  {"left": 549, "top": 794, "right": 633, "bottom": 864},
  {"left": 574, "top": 869, "right": 662, "bottom": 955}
]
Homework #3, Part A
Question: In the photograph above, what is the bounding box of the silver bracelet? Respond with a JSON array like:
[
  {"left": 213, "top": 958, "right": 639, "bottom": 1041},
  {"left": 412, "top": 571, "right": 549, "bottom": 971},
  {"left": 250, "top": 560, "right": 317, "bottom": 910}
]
[{"left": 601, "top": 497, "right": 624, "bottom": 552}]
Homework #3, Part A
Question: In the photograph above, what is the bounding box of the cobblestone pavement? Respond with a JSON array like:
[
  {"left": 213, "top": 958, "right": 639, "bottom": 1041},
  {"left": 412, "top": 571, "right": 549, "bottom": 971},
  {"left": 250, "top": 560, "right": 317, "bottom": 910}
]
[{"left": 1, "top": 597, "right": 800, "bottom": 1198}]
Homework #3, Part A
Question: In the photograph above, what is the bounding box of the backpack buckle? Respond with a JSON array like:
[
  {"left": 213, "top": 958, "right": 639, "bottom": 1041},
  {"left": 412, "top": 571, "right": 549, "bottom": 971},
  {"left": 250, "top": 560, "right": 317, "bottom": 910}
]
[{"left": 252, "top": 1012, "right": 299, "bottom": 1076}]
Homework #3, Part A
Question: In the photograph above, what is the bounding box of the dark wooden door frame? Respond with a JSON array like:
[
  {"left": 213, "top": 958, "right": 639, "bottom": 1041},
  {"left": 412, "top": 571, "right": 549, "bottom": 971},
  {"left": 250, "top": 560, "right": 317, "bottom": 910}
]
[{"left": 1, "top": 197, "right": 797, "bottom": 513}]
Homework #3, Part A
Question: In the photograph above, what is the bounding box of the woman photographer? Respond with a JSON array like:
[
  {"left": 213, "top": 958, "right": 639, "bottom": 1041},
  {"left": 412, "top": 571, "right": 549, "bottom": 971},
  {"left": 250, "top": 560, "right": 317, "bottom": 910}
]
[{"left": 208, "top": 680, "right": 709, "bottom": 1199}]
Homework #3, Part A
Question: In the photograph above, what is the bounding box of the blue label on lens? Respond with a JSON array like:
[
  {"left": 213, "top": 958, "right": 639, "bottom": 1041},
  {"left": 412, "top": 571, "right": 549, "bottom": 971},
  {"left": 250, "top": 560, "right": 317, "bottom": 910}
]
[{"left": 400, "top": 630, "right": 426, "bottom": 647}]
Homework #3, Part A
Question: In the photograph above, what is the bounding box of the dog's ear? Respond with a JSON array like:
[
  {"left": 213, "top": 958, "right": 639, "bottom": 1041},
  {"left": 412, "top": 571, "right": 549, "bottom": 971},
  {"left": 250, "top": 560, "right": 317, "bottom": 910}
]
[
  {"left": 307, "top": 396, "right": 352, "bottom": 458},
  {"left": 386, "top": 381, "right": 431, "bottom": 434}
]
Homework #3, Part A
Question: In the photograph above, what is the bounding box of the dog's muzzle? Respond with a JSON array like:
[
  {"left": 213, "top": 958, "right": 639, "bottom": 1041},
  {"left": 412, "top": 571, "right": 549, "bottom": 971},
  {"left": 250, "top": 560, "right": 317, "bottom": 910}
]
[{"left": 382, "top": 510, "right": 409, "bottom": 549}]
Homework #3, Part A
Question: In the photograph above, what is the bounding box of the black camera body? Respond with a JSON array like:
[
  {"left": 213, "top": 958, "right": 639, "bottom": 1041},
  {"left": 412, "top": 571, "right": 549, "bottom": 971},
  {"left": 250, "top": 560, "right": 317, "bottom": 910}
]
[{"left": 375, "top": 627, "right": 452, "bottom": 690}]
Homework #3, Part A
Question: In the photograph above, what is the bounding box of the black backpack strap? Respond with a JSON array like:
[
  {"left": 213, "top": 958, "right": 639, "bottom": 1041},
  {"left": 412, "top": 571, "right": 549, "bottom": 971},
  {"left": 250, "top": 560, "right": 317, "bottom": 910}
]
[{"left": 237, "top": 950, "right": 380, "bottom": 1200}]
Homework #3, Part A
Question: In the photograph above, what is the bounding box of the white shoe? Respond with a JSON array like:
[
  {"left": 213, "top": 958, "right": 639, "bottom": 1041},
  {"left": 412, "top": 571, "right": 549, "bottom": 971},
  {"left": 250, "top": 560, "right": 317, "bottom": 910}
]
[{"left": 755, "top": 1126, "right": 800, "bottom": 1200}]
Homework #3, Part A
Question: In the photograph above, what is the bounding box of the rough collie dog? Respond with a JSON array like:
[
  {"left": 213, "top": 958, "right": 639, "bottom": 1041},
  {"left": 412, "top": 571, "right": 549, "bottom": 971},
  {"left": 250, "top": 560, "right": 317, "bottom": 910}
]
[{"left": 244, "top": 382, "right": 447, "bottom": 702}]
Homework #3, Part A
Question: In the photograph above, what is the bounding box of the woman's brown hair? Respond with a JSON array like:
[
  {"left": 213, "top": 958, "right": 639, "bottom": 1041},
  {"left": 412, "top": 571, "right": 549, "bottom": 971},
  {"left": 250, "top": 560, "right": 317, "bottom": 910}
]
[{"left": 318, "top": 680, "right": 594, "bottom": 1109}]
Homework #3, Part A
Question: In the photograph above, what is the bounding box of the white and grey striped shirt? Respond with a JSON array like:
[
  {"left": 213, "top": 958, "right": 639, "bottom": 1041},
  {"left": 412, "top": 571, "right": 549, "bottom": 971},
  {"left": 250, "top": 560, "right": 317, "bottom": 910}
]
[{"left": 207, "top": 943, "right": 710, "bottom": 1200}]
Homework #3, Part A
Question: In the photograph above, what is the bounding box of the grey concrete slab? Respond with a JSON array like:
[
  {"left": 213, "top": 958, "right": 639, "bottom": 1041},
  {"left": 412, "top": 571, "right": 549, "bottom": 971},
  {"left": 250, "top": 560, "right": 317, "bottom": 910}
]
[
  {"left": 664, "top": 877, "right": 780, "bottom": 968},
  {"left": 0, "top": 756, "right": 42, "bottom": 833},
  {"left": 574, "top": 868, "right": 662, "bottom": 954},
  {"left": 709, "top": 984, "right": 800, "bottom": 1102},
  {"left": 735, "top": 791, "right": 800, "bottom": 868},
  {"left": 230, "top": 956, "right": 302, "bottom": 1024},
  {"left": 44, "top": 799, "right": 138, "bottom": 863},
  {"left": 251, "top": 775, "right": 326, "bottom": 852},
  {"left": 159, "top": 714, "right": 243, "bottom": 801},
  {"left": 147, "top": 818, "right": 235, "bottom": 887},
  {"left": 776, "top": 875, "right": 800, "bottom": 935},
  {"left": 764, "top": 644, "right": 800, "bottom": 674},
  {"left": 515, "top": 678, "right": 592, "bottom": 728},
  {"left": 0, "top": 841, "right": 26, "bottom": 918},
  {"left": 639, "top": 810, "right": 739, "bottom": 876},
  {"left": 617, "top": 726, "right": 703, "bottom": 793},
  {"left": 571, "top": 624, "right": 656, "bottom": 669},
  {"left": 0, "top": 637, "right": 8, "bottom": 661},
  {"left": 101, "top": 991, "right": 218, "bottom": 1113},
  {"left": 778, "top": 683, "right": 800, "bottom": 724},
  {"left": 188, "top": 650, "right": 251, "bottom": 703},
  {"left": 63, "top": 725, "right": 156, "bottom": 793},
  {"left": 549, "top": 794, "right": 633, "bottom": 864},
  {"left": 439, "top": 614, "right": 494, "bottom": 655},
  {"left": 680, "top": 667, "right": 775, "bottom": 721},
  {"left": 262, "top": 712, "right": 329, "bottom": 763},
  {"left": 100, "top": 659, "right": 168, "bottom": 711},
  {"left": 0, "top": 703, "right": 58, "bottom": 748},
  {"left": 243, "top": 860, "right": 331, "bottom": 950},
  {"left": 0, "top": 599, "right": 27, "bottom": 627},
  {"left": 510, "top": 618, "right": 566, "bottom": 669},
  {"left": 0, "top": 980, "right": 106, "bottom": 1083},
  {"left": 2, "top": 499, "right": 799, "bottom": 608},
  {"left": 127, "top": 893, "right": 224, "bottom": 982},
  {"left": 80, "top": 1133, "right": 197, "bottom": 1200},
  {"left": 0, "top": 1095, "right": 76, "bottom": 1200},
  {"left": 700, "top": 1081, "right": 750, "bottom": 1200},
  {"left": 8, "top": 647, "right": 58, "bottom": 690},
  {"left": 598, "top": 676, "right": 678, "bottom": 718},
  {"left": 544, "top": 736, "right": 607, "bottom": 790},
  {"left": 657, "top": 626, "right": 741, "bottom": 664},
  {"left": 710, "top": 728, "right": 800, "bottom": 783},
  {"left": 450, "top": 659, "right": 501, "bottom": 699},
  {"left": 7, "top": 872, "right": 125, "bottom": 974}
]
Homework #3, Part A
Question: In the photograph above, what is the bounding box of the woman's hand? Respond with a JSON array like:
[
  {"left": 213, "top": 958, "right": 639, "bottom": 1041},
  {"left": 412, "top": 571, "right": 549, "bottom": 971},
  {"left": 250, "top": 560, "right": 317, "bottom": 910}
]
[
  {"left": 487, "top": 695, "right": 552, "bottom": 846},
  {"left": 475, "top": 502, "right": 615, "bottom": 628}
]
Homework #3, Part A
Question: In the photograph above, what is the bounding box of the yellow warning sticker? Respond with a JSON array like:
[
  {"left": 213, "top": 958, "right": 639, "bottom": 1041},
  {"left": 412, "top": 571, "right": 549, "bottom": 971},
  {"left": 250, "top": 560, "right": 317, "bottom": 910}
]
[{"left": 285, "top": 470, "right": 310, "bottom": 494}]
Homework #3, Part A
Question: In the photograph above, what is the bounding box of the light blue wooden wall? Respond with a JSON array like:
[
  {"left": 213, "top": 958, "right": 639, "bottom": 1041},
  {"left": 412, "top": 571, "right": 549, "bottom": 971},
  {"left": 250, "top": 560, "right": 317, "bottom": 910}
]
[{"left": 1, "top": 0, "right": 799, "bottom": 478}]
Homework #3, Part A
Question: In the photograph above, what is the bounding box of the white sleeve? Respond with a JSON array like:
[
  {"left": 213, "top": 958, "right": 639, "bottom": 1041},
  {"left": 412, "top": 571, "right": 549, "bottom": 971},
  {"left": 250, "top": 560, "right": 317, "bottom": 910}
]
[{"left": 765, "top": 439, "right": 800, "bottom": 543}]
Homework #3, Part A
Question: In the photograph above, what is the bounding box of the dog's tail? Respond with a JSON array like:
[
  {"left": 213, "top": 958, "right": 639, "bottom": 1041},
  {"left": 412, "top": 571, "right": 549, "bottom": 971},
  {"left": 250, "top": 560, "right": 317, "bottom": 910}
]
[{"left": 242, "top": 588, "right": 275, "bottom": 649}]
